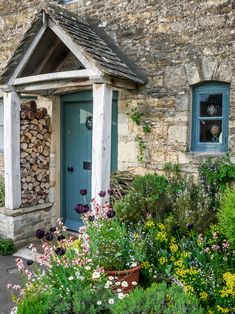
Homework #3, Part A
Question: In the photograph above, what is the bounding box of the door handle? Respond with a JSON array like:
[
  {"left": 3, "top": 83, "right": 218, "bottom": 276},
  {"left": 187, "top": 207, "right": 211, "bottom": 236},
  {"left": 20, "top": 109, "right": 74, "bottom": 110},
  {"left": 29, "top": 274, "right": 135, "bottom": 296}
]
[{"left": 67, "top": 166, "right": 74, "bottom": 172}]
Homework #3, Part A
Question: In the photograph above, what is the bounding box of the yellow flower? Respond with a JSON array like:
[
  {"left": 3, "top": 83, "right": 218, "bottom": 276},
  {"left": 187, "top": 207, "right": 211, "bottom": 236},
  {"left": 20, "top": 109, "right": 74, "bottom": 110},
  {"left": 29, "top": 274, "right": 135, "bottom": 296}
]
[
  {"left": 156, "top": 231, "right": 167, "bottom": 242},
  {"left": 184, "top": 285, "right": 194, "bottom": 294},
  {"left": 199, "top": 291, "right": 208, "bottom": 301},
  {"left": 158, "top": 257, "right": 167, "bottom": 265},
  {"left": 170, "top": 243, "right": 178, "bottom": 253},
  {"left": 217, "top": 305, "right": 230, "bottom": 313},
  {"left": 220, "top": 272, "right": 235, "bottom": 298},
  {"left": 170, "top": 256, "right": 176, "bottom": 262},
  {"left": 141, "top": 261, "right": 151, "bottom": 269},
  {"left": 157, "top": 223, "right": 166, "bottom": 231},
  {"left": 181, "top": 251, "right": 190, "bottom": 258},
  {"left": 174, "top": 259, "right": 183, "bottom": 267},
  {"left": 145, "top": 220, "right": 155, "bottom": 229}
]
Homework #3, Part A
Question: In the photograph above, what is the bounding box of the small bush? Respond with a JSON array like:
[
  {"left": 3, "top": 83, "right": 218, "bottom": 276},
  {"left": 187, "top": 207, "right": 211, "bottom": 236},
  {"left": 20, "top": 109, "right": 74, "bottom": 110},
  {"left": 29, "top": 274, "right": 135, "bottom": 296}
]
[
  {"left": 111, "top": 282, "right": 203, "bottom": 314},
  {"left": 17, "top": 289, "right": 51, "bottom": 314},
  {"left": 114, "top": 174, "right": 170, "bottom": 224},
  {"left": 218, "top": 187, "right": 235, "bottom": 248},
  {"left": 0, "top": 238, "right": 16, "bottom": 255}
]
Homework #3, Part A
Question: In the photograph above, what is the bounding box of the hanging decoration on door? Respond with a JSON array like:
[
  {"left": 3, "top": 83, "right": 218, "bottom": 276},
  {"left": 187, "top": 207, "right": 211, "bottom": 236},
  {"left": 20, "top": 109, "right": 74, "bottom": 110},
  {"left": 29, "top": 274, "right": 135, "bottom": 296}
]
[{"left": 85, "top": 116, "right": 93, "bottom": 130}]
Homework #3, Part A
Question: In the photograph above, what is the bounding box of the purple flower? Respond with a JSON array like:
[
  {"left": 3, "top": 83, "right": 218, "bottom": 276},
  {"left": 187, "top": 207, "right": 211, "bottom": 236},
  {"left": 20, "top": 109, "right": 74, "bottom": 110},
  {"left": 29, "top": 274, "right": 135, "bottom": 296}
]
[
  {"left": 50, "top": 226, "right": 56, "bottom": 233},
  {"left": 45, "top": 232, "right": 53, "bottom": 241},
  {"left": 187, "top": 224, "right": 194, "bottom": 230},
  {"left": 75, "top": 204, "right": 85, "bottom": 214},
  {"left": 108, "top": 189, "right": 114, "bottom": 196},
  {"left": 107, "top": 209, "right": 116, "bottom": 218},
  {"left": 83, "top": 204, "right": 90, "bottom": 213},
  {"left": 80, "top": 189, "right": 87, "bottom": 196},
  {"left": 55, "top": 247, "right": 66, "bottom": 256},
  {"left": 26, "top": 259, "right": 33, "bottom": 266},
  {"left": 88, "top": 215, "right": 95, "bottom": 222},
  {"left": 57, "top": 234, "right": 65, "bottom": 241},
  {"left": 35, "top": 229, "right": 45, "bottom": 239},
  {"left": 98, "top": 191, "right": 106, "bottom": 198}
]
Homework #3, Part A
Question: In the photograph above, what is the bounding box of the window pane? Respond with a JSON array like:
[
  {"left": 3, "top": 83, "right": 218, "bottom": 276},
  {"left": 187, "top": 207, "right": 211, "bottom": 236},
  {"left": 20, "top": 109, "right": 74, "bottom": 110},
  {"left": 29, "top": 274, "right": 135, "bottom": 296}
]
[
  {"left": 199, "top": 119, "right": 222, "bottom": 143},
  {"left": 199, "top": 94, "right": 222, "bottom": 117}
]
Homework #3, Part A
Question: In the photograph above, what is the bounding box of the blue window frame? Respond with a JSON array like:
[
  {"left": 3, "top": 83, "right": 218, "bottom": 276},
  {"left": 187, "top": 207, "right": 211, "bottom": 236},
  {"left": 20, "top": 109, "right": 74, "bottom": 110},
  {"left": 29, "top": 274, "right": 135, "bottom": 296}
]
[{"left": 191, "top": 82, "right": 230, "bottom": 153}]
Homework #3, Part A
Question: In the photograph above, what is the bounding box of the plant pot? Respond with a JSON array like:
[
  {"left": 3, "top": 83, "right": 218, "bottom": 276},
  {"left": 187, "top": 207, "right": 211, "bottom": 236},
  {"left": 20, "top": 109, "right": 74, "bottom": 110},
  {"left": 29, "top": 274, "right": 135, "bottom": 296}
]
[{"left": 106, "top": 265, "right": 141, "bottom": 293}]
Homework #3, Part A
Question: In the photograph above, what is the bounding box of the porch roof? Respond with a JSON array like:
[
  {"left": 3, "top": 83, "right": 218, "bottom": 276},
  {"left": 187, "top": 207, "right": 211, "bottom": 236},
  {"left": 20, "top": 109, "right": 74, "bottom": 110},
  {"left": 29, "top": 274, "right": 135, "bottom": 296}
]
[{"left": 0, "top": 3, "right": 144, "bottom": 85}]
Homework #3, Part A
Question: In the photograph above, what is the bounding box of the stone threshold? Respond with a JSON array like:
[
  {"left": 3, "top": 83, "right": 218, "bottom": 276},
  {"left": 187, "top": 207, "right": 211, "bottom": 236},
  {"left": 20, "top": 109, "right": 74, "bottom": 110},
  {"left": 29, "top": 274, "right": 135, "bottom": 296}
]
[{"left": 0, "top": 203, "right": 53, "bottom": 217}]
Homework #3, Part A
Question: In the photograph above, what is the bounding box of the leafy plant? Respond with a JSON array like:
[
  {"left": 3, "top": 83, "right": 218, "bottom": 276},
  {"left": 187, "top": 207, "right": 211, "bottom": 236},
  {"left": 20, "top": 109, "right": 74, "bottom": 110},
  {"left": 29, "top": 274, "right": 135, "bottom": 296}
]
[
  {"left": 0, "top": 238, "right": 16, "bottom": 255},
  {"left": 129, "top": 108, "right": 144, "bottom": 126},
  {"left": 135, "top": 136, "right": 146, "bottom": 162},
  {"left": 218, "top": 187, "right": 235, "bottom": 248},
  {"left": 114, "top": 174, "right": 170, "bottom": 224},
  {"left": 87, "top": 218, "right": 146, "bottom": 270},
  {"left": 112, "top": 282, "right": 203, "bottom": 314}
]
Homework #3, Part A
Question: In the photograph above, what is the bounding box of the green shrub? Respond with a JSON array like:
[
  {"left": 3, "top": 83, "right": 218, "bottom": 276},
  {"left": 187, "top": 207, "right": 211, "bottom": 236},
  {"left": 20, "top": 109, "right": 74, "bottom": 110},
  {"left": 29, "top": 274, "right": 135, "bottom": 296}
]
[
  {"left": 0, "top": 238, "right": 16, "bottom": 255},
  {"left": 114, "top": 174, "right": 170, "bottom": 224},
  {"left": 218, "top": 187, "right": 235, "bottom": 248},
  {"left": 17, "top": 290, "right": 51, "bottom": 314},
  {"left": 111, "top": 282, "right": 204, "bottom": 314}
]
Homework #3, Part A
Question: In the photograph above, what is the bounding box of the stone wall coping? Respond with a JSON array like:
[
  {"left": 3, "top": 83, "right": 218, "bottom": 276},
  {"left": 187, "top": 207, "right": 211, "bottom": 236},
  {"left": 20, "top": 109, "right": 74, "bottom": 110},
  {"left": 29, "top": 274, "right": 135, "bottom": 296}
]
[{"left": 0, "top": 203, "right": 53, "bottom": 217}]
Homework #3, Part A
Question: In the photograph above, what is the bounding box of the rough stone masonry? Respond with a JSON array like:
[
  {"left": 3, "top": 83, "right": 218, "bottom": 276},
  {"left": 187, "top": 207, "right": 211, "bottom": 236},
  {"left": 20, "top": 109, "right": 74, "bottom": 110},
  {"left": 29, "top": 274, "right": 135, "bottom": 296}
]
[{"left": 0, "top": 0, "right": 234, "bottom": 176}]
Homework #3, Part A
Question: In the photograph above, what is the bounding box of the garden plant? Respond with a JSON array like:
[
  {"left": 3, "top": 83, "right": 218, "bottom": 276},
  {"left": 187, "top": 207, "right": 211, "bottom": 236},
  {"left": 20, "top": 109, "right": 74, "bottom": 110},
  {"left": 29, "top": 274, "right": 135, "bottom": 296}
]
[{"left": 8, "top": 155, "right": 235, "bottom": 313}]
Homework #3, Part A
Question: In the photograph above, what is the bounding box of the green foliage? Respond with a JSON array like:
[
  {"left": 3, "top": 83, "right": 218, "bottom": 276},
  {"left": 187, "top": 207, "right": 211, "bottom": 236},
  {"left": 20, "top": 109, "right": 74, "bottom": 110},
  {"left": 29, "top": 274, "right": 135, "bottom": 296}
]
[
  {"left": 129, "top": 108, "right": 144, "bottom": 126},
  {"left": 128, "top": 108, "right": 152, "bottom": 163},
  {"left": 134, "top": 136, "right": 146, "bottom": 162},
  {"left": 114, "top": 174, "right": 170, "bottom": 224},
  {"left": 199, "top": 155, "right": 235, "bottom": 190},
  {"left": 111, "top": 282, "right": 203, "bottom": 314},
  {"left": 132, "top": 174, "right": 168, "bottom": 199},
  {"left": 0, "top": 175, "right": 5, "bottom": 206},
  {"left": 87, "top": 218, "right": 146, "bottom": 270},
  {"left": 17, "top": 290, "right": 51, "bottom": 314},
  {"left": 143, "top": 221, "right": 235, "bottom": 313},
  {"left": 0, "top": 238, "right": 16, "bottom": 255},
  {"left": 218, "top": 187, "right": 235, "bottom": 248}
]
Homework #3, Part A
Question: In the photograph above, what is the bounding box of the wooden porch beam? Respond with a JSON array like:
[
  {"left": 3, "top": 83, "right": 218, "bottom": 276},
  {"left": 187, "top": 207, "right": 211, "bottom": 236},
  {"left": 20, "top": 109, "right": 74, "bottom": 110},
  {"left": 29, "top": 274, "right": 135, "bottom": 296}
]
[
  {"left": 13, "top": 70, "right": 96, "bottom": 85},
  {"left": 3, "top": 91, "right": 21, "bottom": 209},
  {"left": 92, "top": 83, "right": 112, "bottom": 203},
  {"left": 8, "top": 25, "right": 47, "bottom": 85},
  {"left": 48, "top": 20, "right": 101, "bottom": 76}
]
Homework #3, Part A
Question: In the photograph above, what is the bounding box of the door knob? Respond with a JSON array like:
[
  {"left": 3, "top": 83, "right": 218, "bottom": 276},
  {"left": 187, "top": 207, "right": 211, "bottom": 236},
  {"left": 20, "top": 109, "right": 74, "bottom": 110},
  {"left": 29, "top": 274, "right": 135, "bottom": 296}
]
[{"left": 67, "top": 166, "right": 74, "bottom": 172}]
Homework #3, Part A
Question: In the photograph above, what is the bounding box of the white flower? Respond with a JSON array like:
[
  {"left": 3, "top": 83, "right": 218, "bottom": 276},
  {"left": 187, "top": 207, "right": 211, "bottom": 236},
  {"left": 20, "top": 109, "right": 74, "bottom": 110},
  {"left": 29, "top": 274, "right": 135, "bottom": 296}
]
[
  {"left": 97, "top": 301, "right": 102, "bottom": 305},
  {"left": 117, "top": 288, "right": 122, "bottom": 292},
  {"left": 85, "top": 266, "right": 91, "bottom": 270},
  {"left": 108, "top": 298, "right": 114, "bottom": 304},
  {"left": 104, "top": 284, "right": 110, "bottom": 289},
  {"left": 118, "top": 293, "right": 125, "bottom": 300},
  {"left": 132, "top": 281, "right": 137, "bottom": 286},
  {"left": 121, "top": 281, "right": 128, "bottom": 288},
  {"left": 68, "top": 276, "right": 74, "bottom": 281},
  {"left": 115, "top": 281, "right": 121, "bottom": 286},
  {"left": 92, "top": 271, "right": 101, "bottom": 279},
  {"left": 108, "top": 276, "right": 114, "bottom": 280}
]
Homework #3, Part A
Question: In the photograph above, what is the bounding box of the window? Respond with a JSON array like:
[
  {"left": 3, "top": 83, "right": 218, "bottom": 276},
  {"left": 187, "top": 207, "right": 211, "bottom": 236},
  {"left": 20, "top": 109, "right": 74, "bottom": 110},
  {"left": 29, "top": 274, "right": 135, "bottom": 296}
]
[
  {"left": 191, "top": 83, "right": 230, "bottom": 153},
  {"left": 0, "top": 99, "right": 3, "bottom": 152}
]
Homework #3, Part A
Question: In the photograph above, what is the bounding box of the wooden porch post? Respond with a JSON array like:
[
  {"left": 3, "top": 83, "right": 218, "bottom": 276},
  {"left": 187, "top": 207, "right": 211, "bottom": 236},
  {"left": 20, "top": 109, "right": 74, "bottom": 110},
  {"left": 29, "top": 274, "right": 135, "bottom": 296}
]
[
  {"left": 3, "top": 91, "right": 21, "bottom": 209},
  {"left": 92, "top": 83, "right": 112, "bottom": 203}
]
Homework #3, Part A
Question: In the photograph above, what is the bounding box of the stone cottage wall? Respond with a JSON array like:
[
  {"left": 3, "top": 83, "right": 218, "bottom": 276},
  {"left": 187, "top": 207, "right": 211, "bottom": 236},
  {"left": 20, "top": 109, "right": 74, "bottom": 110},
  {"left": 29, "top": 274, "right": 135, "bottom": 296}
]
[
  {"left": 0, "top": 0, "right": 234, "bottom": 177},
  {"left": 65, "top": 0, "right": 235, "bottom": 175}
]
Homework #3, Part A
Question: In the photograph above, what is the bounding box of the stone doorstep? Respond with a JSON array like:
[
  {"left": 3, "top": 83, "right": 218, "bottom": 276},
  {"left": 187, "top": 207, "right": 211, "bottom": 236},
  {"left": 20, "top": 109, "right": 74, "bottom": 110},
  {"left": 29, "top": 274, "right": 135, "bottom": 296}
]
[
  {"left": 13, "top": 247, "right": 43, "bottom": 263},
  {"left": 0, "top": 202, "right": 53, "bottom": 217}
]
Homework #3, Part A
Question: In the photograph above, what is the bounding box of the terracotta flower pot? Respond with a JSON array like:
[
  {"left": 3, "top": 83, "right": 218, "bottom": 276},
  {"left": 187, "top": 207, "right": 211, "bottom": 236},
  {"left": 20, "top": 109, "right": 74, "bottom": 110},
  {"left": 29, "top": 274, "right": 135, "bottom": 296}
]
[{"left": 106, "top": 265, "right": 141, "bottom": 293}]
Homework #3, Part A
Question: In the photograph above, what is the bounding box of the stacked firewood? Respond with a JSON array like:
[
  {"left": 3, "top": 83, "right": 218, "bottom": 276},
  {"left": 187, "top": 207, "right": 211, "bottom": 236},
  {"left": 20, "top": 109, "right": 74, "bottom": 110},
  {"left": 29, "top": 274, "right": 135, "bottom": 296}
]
[{"left": 20, "top": 100, "right": 51, "bottom": 207}]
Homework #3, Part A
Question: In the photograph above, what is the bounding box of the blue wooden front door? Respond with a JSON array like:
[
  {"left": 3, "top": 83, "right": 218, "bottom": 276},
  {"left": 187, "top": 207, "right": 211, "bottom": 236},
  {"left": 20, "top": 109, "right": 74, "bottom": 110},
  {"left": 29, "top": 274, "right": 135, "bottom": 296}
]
[{"left": 61, "top": 91, "right": 118, "bottom": 231}]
